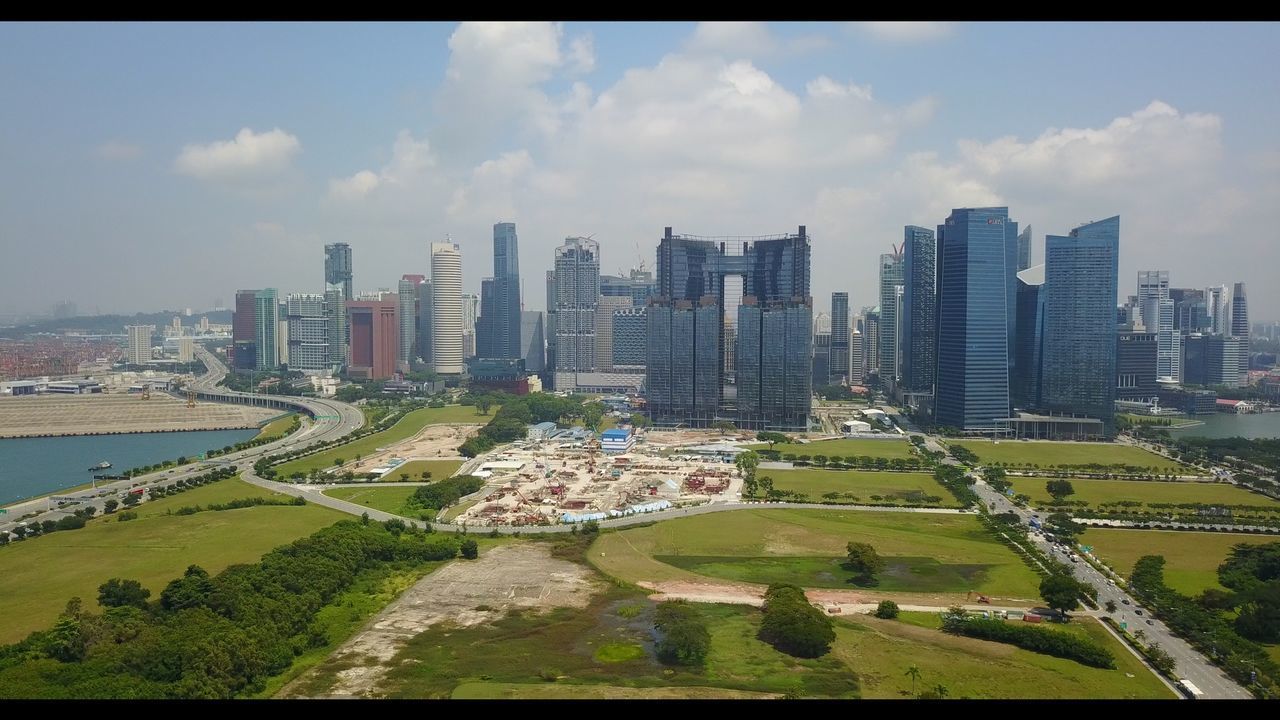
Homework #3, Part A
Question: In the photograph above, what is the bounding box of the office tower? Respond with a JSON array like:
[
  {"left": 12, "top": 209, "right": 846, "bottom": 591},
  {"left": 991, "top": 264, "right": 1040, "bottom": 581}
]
[
  {"left": 1184, "top": 334, "right": 1246, "bottom": 388},
  {"left": 1116, "top": 331, "right": 1159, "bottom": 401},
  {"left": 324, "top": 283, "right": 347, "bottom": 370},
  {"left": 1231, "top": 282, "right": 1250, "bottom": 382},
  {"left": 850, "top": 328, "right": 863, "bottom": 385},
  {"left": 830, "top": 292, "right": 850, "bottom": 386},
  {"left": 477, "top": 278, "right": 497, "bottom": 358},
  {"left": 1206, "top": 285, "right": 1230, "bottom": 335},
  {"left": 544, "top": 270, "right": 557, "bottom": 377},
  {"left": 491, "top": 222, "right": 522, "bottom": 359},
  {"left": 461, "top": 292, "right": 479, "bottom": 359},
  {"left": 1171, "top": 288, "right": 1209, "bottom": 334},
  {"left": 595, "top": 295, "right": 633, "bottom": 370},
  {"left": 126, "top": 325, "right": 153, "bottom": 365},
  {"left": 1138, "top": 271, "right": 1180, "bottom": 381},
  {"left": 431, "top": 242, "right": 464, "bottom": 374},
  {"left": 1040, "top": 217, "right": 1120, "bottom": 436},
  {"left": 415, "top": 278, "right": 433, "bottom": 368},
  {"left": 612, "top": 307, "right": 648, "bottom": 368},
  {"left": 254, "top": 288, "right": 279, "bottom": 370},
  {"left": 285, "top": 294, "right": 329, "bottom": 372},
  {"left": 1012, "top": 265, "right": 1044, "bottom": 410},
  {"left": 877, "top": 248, "right": 904, "bottom": 386},
  {"left": 553, "top": 237, "right": 601, "bottom": 380},
  {"left": 863, "top": 308, "right": 880, "bottom": 378},
  {"left": 232, "top": 289, "right": 258, "bottom": 370},
  {"left": 346, "top": 298, "right": 398, "bottom": 380},
  {"left": 601, "top": 268, "right": 658, "bottom": 306},
  {"left": 934, "top": 207, "right": 1019, "bottom": 431},
  {"left": 1017, "top": 225, "right": 1032, "bottom": 272},
  {"left": 324, "top": 243, "right": 353, "bottom": 301},
  {"left": 813, "top": 332, "right": 832, "bottom": 387},
  {"left": 648, "top": 226, "right": 812, "bottom": 430},
  {"left": 177, "top": 338, "right": 194, "bottom": 363},
  {"left": 171, "top": 316, "right": 181, "bottom": 332},
  {"left": 520, "top": 310, "right": 545, "bottom": 374},
  {"left": 397, "top": 275, "right": 423, "bottom": 369},
  {"left": 901, "top": 226, "right": 936, "bottom": 396}
]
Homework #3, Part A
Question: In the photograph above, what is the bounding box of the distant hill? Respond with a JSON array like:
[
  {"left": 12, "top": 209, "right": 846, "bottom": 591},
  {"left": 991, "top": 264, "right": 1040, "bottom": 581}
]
[{"left": 0, "top": 310, "right": 233, "bottom": 338}]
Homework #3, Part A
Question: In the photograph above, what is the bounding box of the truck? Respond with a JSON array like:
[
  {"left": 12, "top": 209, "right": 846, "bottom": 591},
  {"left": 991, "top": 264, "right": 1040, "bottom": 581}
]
[
  {"left": 1028, "top": 517, "right": 1042, "bottom": 530},
  {"left": 1176, "top": 680, "right": 1204, "bottom": 699}
]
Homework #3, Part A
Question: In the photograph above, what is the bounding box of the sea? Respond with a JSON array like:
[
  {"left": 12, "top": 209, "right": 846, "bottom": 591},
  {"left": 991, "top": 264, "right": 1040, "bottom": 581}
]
[{"left": 1167, "top": 411, "right": 1280, "bottom": 440}]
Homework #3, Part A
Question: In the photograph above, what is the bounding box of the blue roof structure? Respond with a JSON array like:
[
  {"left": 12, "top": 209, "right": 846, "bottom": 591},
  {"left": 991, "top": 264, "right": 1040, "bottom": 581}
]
[{"left": 601, "top": 428, "right": 631, "bottom": 440}]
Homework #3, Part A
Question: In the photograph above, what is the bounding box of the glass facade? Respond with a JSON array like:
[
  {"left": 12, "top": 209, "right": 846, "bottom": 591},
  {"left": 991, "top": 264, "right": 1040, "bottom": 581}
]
[
  {"left": 254, "top": 288, "right": 279, "bottom": 370},
  {"left": 491, "top": 222, "right": 522, "bottom": 359},
  {"left": 1017, "top": 225, "right": 1032, "bottom": 271},
  {"left": 830, "top": 292, "right": 849, "bottom": 385},
  {"left": 612, "top": 307, "right": 647, "bottom": 367},
  {"left": 877, "top": 250, "right": 904, "bottom": 385},
  {"left": 1012, "top": 267, "right": 1044, "bottom": 410},
  {"left": 1040, "top": 217, "right": 1119, "bottom": 436},
  {"left": 1116, "top": 331, "right": 1158, "bottom": 401},
  {"left": 286, "top": 293, "right": 329, "bottom": 371},
  {"left": 324, "top": 243, "right": 353, "bottom": 301},
  {"left": 901, "top": 226, "right": 936, "bottom": 394},
  {"left": 934, "top": 207, "right": 1019, "bottom": 431},
  {"left": 553, "top": 237, "right": 600, "bottom": 373},
  {"left": 415, "top": 279, "right": 432, "bottom": 367}
]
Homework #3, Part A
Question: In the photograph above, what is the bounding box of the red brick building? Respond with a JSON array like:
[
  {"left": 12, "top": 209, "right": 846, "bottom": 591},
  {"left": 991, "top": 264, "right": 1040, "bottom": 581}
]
[{"left": 347, "top": 299, "right": 398, "bottom": 380}]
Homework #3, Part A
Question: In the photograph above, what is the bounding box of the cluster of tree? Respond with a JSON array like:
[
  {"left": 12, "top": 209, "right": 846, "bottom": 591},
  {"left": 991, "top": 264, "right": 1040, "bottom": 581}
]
[
  {"left": 458, "top": 394, "right": 589, "bottom": 457},
  {"left": 845, "top": 542, "right": 885, "bottom": 584},
  {"left": 932, "top": 465, "right": 979, "bottom": 506},
  {"left": 172, "top": 495, "right": 307, "bottom": 517},
  {"left": 946, "top": 444, "right": 980, "bottom": 465},
  {"left": 736, "top": 450, "right": 761, "bottom": 497},
  {"left": 1215, "top": 543, "right": 1280, "bottom": 643},
  {"left": 814, "top": 384, "right": 862, "bottom": 401},
  {"left": 403, "top": 476, "right": 485, "bottom": 518},
  {"left": 206, "top": 416, "right": 300, "bottom": 458},
  {"left": 1174, "top": 437, "right": 1280, "bottom": 477},
  {"left": 146, "top": 467, "right": 238, "bottom": 501},
  {"left": 1129, "top": 554, "right": 1280, "bottom": 697},
  {"left": 653, "top": 601, "right": 711, "bottom": 666},
  {"left": 0, "top": 519, "right": 465, "bottom": 698},
  {"left": 756, "top": 584, "right": 835, "bottom": 658},
  {"left": 1043, "top": 513, "right": 1086, "bottom": 544},
  {"left": 982, "top": 466, "right": 1012, "bottom": 494},
  {"left": 1039, "top": 572, "right": 1096, "bottom": 615},
  {"left": 939, "top": 607, "right": 1115, "bottom": 669}
]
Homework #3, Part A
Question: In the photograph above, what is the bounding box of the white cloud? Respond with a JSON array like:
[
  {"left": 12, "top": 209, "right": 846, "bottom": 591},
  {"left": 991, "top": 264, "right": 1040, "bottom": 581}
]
[
  {"left": 174, "top": 127, "right": 300, "bottom": 179},
  {"left": 856, "top": 22, "right": 955, "bottom": 42},
  {"left": 687, "top": 22, "right": 779, "bottom": 57},
  {"left": 567, "top": 34, "right": 596, "bottom": 74},
  {"left": 328, "top": 131, "right": 434, "bottom": 202},
  {"left": 95, "top": 140, "right": 141, "bottom": 160}
]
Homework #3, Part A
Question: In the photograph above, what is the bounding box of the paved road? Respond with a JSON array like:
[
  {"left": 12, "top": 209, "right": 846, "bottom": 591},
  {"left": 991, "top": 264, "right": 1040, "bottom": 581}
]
[{"left": 1, "top": 347, "right": 365, "bottom": 534}]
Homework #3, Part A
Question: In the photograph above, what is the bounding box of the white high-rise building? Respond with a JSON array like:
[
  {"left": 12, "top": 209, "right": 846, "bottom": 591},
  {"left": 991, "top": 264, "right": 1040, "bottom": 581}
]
[
  {"left": 126, "top": 325, "right": 154, "bottom": 365},
  {"left": 1138, "top": 271, "right": 1180, "bottom": 381},
  {"left": 1206, "top": 285, "right": 1230, "bottom": 335},
  {"left": 286, "top": 293, "right": 328, "bottom": 372},
  {"left": 177, "top": 337, "right": 194, "bottom": 363},
  {"left": 431, "top": 242, "right": 464, "bottom": 374}
]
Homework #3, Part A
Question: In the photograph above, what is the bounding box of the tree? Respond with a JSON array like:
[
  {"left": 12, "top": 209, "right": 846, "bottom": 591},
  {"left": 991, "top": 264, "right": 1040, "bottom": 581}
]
[
  {"left": 460, "top": 538, "right": 479, "bottom": 559},
  {"left": 735, "top": 450, "right": 759, "bottom": 484},
  {"left": 361, "top": 511, "right": 370, "bottom": 525},
  {"left": 630, "top": 413, "right": 650, "bottom": 429},
  {"left": 1046, "top": 479, "right": 1076, "bottom": 502},
  {"left": 122, "top": 493, "right": 141, "bottom": 507},
  {"left": 713, "top": 420, "right": 737, "bottom": 436},
  {"left": 475, "top": 395, "right": 493, "bottom": 415},
  {"left": 333, "top": 457, "right": 344, "bottom": 467},
  {"left": 1146, "top": 642, "right": 1177, "bottom": 675},
  {"left": 1039, "top": 573, "right": 1085, "bottom": 617},
  {"left": 758, "top": 584, "right": 835, "bottom": 658},
  {"left": 904, "top": 664, "right": 922, "bottom": 696},
  {"left": 98, "top": 578, "right": 151, "bottom": 609},
  {"left": 654, "top": 601, "right": 711, "bottom": 666},
  {"left": 582, "top": 402, "right": 606, "bottom": 432},
  {"left": 103, "top": 498, "right": 119, "bottom": 513},
  {"left": 160, "top": 565, "right": 214, "bottom": 611},
  {"left": 875, "top": 600, "right": 900, "bottom": 619},
  {"left": 846, "top": 542, "right": 886, "bottom": 582},
  {"left": 1105, "top": 600, "right": 1118, "bottom": 613},
  {"left": 757, "top": 431, "right": 788, "bottom": 450}
]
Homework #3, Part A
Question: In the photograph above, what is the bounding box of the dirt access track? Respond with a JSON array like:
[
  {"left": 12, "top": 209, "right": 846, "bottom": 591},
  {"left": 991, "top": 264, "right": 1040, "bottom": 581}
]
[
  {"left": 281, "top": 543, "right": 603, "bottom": 698},
  {"left": 350, "top": 423, "right": 480, "bottom": 475},
  {"left": 641, "top": 580, "right": 1037, "bottom": 614}
]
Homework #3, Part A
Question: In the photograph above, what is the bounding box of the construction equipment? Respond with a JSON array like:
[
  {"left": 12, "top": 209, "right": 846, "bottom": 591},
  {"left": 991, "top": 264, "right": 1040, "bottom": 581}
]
[
  {"left": 977, "top": 594, "right": 992, "bottom": 604},
  {"left": 186, "top": 390, "right": 196, "bottom": 408},
  {"left": 140, "top": 385, "right": 150, "bottom": 400}
]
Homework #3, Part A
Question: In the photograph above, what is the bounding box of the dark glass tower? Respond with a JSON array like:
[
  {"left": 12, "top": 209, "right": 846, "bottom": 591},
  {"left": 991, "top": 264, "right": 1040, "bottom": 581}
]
[
  {"left": 1040, "top": 217, "right": 1119, "bottom": 436},
  {"left": 1012, "top": 265, "right": 1044, "bottom": 410},
  {"left": 324, "top": 243, "right": 353, "bottom": 301},
  {"left": 901, "top": 226, "right": 936, "bottom": 395},
  {"left": 830, "top": 292, "right": 849, "bottom": 385},
  {"left": 1017, "top": 225, "right": 1032, "bottom": 271},
  {"left": 934, "top": 207, "right": 1019, "bottom": 431}
]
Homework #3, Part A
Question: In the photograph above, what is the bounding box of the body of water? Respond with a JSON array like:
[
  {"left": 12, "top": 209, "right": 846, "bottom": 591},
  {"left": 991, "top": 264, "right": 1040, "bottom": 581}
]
[
  {"left": 0, "top": 429, "right": 258, "bottom": 506},
  {"left": 1167, "top": 411, "right": 1280, "bottom": 439}
]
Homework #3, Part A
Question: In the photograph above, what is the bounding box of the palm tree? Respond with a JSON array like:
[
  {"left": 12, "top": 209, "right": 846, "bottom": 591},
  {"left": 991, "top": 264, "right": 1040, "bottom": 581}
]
[
  {"left": 934, "top": 683, "right": 949, "bottom": 699},
  {"left": 905, "top": 665, "right": 922, "bottom": 696}
]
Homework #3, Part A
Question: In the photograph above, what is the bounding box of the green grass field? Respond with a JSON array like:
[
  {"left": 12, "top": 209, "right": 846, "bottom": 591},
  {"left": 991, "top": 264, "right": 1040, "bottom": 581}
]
[
  {"left": 1083, "top": 528, "right": 1277, "bottom": 596},
  {"left": 654, "top": 554, "right": 994, "bottom": 593},
  {"left": 838, "top": 612, "right": 1171, "bottom": 699},
  {"left": 748, "top": 438, "right": 915, "bottom": 460},
  {"left": 322, "top": 486, "right": 418, "bottom": 516},
  {"left": 383, "top": 460, "right": 462, "bottom": 482},
  {"left": 952, "top": 440, "right": 1184, "bottom": 471},
  {"left": 255, "top": 413, "right": 297, "bottom": 440},
  {"left": 0, "top": 477, "right": 345, "bottom": 645},
  {"left": 590, "top": 508, "right": 1043, "bottom": 602},
  {"left": 1009, "top": 476, "right": 1280, "bottom": 511},
  {"left": 275, "top": 405, "right": 492, "bottom": 476},
  {"left": 761, "top": 468, "right": 956, "bottom": 505},
  {"left": 451, "top": 682, "right": 778, "bottom": 699}
]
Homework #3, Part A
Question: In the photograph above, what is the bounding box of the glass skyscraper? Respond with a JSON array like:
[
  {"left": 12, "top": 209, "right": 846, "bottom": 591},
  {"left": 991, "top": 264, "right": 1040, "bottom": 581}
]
[
  {"left": 877, "top": 249, "right": 904, "bottom": 386},
  {"left": 1017, "top": 225, "right": 1032, "bottom": 271},
  {"left": 934, "top": 207, "right": 1019, "bottom": 431},
  {"left": 830, "top": 292, "right": 849, "bottom": 386},
  {"left": 553, "top": 237, "right": 601, "bottom": 383},
  {"left": 1012, "top": 265, "right": 1044, "bottom": 410},
  {"left": 254, "top": 288, "right": 279, "bottom": 370},
  {"left": 324, "top": 243, "right": 353, "bottom": 301},
  {"left": 1040, "top": 217, "right": 1120, "bottom": 436},
  {"left": 491, "top": 222, "right": 522, "bottom": 359},
  {"left": 900, "top": 226, "right": 936, "bottom": 395}
]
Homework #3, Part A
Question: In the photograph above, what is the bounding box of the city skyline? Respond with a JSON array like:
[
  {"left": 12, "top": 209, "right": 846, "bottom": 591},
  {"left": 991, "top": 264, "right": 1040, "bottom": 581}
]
[{"left": 1, "top": 22, "right": 1277, "bottom": 322}]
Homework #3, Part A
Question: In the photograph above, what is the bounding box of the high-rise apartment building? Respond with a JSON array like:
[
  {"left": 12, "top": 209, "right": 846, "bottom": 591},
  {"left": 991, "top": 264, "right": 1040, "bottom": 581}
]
[
  {"left": 1040, "top": 217, "right": 1120, "bottom": 436},
  {"left": 431, "top": 242, "right": 464, "bottom": 374},
  {"left": 286, "top": 293, "right": 329, "bottom": 372},
  {"left": 877, "top": 248, "right": 904, "bottom": 387},
  {"left": 1206, "top": 285, "right": 1230, "bottom": 335},
  {"left": 862, "top": 308, "right": 879, "bottom": 380},
  {"left": 346, "top": 298, "right": 398, "bottom": 380},
  {"left": 934, "top": 207, "right": 1019, "bottom": 431},
  {"left": 126, "top": 325, "right": 154, "bottom": 365},
  {"left": 232, "top": 289, "right": 257, "bottom": 370},
  {"left": 553, "top": 237, "right": 601, "bottom": 382},
  {"left": 254, "top": 288, "right": 279, "bottom": 371},
  {"left": 324, "top": 243, "right": 353, "bottom": 301},
  {"left": 595, "top": 295, "right": 633, "bottom": 370},
  {"left": 830, "top": 292, "right": 849, "bottom": 386},
  {"left": 900, "top": 226, "right": 936, "bottom": 396},
  {"left": 1138, "top": 270, "right": 1180, "bottom": 381}
]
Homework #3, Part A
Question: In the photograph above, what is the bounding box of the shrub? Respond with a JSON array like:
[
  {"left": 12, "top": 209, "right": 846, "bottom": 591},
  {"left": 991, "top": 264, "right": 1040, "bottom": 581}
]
[
  {"left": 757, "top": 583, "right": 835, "bottom": 658},
  {"left": 941, "top": 615, "right": 1114, "bottom": 668},
  {"left": 654, "top": 601, "right": 711, "bottom": 666},
  {"left": 874, "top": 600, "right": 900, "bottom": 619}
]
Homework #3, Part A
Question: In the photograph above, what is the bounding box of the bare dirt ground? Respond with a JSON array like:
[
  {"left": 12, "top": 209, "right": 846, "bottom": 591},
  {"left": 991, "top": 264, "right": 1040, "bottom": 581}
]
[
  {"left": 280, "top": 543, "right": 604, "bottom": 698},
  {"left": 351, "top": 423, "right": 481, "bottom": 475},
  {"left": 640, "top": 579, "right": 1037, "bottom": 614}
]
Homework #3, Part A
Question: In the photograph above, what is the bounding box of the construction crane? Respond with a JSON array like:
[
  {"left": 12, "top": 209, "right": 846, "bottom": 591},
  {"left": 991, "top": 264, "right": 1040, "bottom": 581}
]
[
  {"left": 186, "top": 390, "right": 196, "bottom": 408},
  {"left": 139, "top": 384, "right": 150, "bottom": 400}
]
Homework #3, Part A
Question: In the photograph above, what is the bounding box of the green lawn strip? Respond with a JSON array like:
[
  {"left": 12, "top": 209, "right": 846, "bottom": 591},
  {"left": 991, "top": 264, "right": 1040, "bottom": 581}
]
[
  {"left": 440, "top": 496, "right": 484, "bottom": 522},
  {"left": 255, "top": 414, "right": 297, "bottom": 440},
  {"left": 322, "top": 486, "right": 419, "bottom": 516},
  {"left": 589, "top": 509, "right": 1043, "bottom": 602},
  {"left": 382, "top": 459, "right": 462, "bottom": 482},
  {"left": 1083, "top": 527, "right": 1276, "bottom": 596},
  {"left": 760, "top": 468, "right": 957, "bottom": 506},
  {"left": 0, "top": 477, "right": 345, "bottom": 645},
  {"left": 1008, "top": 476, "right": 1280, "bottom": 513},
  {"left": 746, "top": 438, "right": 914, "bottom": 460},
  {"left": 654, "top": 555, "right": 994, "bottom": 593},
  {"left": 952, "top": 440, "right": 1185, "bottom": 472},
  {"left": 835, "top": 612, "right": 1172, "bottom": 698},
  {"left": 275, "top": 405, "right": 492, "bottom": 477}
]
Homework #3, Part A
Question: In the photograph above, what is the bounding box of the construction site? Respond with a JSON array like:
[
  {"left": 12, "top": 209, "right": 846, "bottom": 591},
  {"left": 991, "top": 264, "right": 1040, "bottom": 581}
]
[{"left": 451, "top": 429, "right": 747, "bottom": 528}]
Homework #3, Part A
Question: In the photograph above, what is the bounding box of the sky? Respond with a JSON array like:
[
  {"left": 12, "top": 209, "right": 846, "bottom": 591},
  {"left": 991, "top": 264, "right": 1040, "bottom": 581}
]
[{"left": 1, "top": 21, "right": 1278, "bottom": 321}]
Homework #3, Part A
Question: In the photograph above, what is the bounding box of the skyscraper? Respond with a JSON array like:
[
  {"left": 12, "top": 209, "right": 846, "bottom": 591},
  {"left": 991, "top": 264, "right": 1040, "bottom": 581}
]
[
  {"left": 254, "top": 288, "right": 279, "bottom": 370},
  {"left": 477, "top": 222, "right": 523, "bottom": 359},
  {"left": 934, "top": 207, "right": 1019, "bottom": 431},
  {"left": 232, "top": 290, "right": 257, "bottom": 370},
  {"left": 286, "top": 293, "right": 329, "bottom": 372},
  {"left": 862, "top": 308, "right": 879, "bottom": 379},
  {"left": 476, "top": 278, "right": 497, "bottom": 358},
  {"left": 1040, "top": 217, "right": 1120, "bottom": 436},
  {"left": 1206, "top": 285, "right": 1230, "bottom": 335},
  {"left": 1231, "top": 282, "right": 1250, "bottom": 382},
  {"left": 1012, "top": 265, "right": 1045, "bottom": 410},
  {"left": 431, "top": 242, "right": 464, "bottom": 374},
  {"left": 900, "top": 226, "right": 936, "bottom": 397},
  {"left": 544, "top": 270, "right": 557, "bottom": 376},
  {"left": 612, "top": 307, "right": 647, "bottom": 368},
  {"left": 553, "top": 237, "right": 601, "bottom": 384},
  {"left": 398, "top": 275, "right": 424, "bottom": 369},
  {"left": 520, "top": 310, "right": 545, "bottom": 374},
  {"left": 346, "top": 298, "right": 398, "bottom": 380},
  {"left": 324, "top": 243, "right": 353, "bottom": 301},
  {"left": 850, "top": 327, "right": 863, "bottom": 385},
  {"left": 324, "top": 283, "right": 347, "bottom": 370},
  {"left": 1138, "top": 271, "right": 1180, "bottom": 381},
  {"left": 877, "top": 248, "right": 904, "bottom": 387},
  {"left": 830, "top": 292, "right": 849, "bottom": 386},
  {"left": 812, "top": 331, "right": 831, "bottom": 388},
  {"left": 1017, "top": 225, "right": 1032, "bottom": 271},
  {"left": 647, "top": 226, "right": 812, "bottom": 430},
  {"left": 415, "top": 277, "right": 432, "bottom": 368},
  {"left": 461, "top": 293, "right": 479, "bottom": 359},
  {"left": 1116, "top": 331, "right": 1158, "bottom": 402},
  {"left": 595, "top": 295, "right": 633, "bottom": 370},
  {"left": 126, "top": 325, "right": 153, "bottom": 365}
]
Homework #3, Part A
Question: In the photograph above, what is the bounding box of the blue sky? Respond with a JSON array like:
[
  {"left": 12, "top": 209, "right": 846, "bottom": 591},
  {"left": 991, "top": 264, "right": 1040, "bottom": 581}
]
[{"left": 1, "top": 21, "right": 1277, "bottom": 320}]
